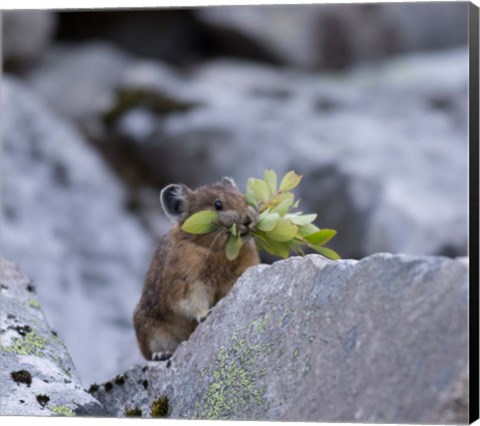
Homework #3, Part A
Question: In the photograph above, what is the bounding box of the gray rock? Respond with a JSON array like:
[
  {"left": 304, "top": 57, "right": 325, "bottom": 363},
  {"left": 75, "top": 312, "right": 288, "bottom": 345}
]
[
  {"left": 378, "top": 3, "right": 469, "bottom": 53},
  {"left": 1, "top": 77, "right": 155, "bottom": 385},
  {"left": 0, "top": 257, "right": 104, "bottom": 416},
  {"left": 91, "top": 253, "right": 468, "bottom": 422},
  {"left": 25, "top": 42, "right": 132, "bottom": 124},
  {"left": 196, "top": 3, "right": 467, "bottom": 69},
  {"left": 2, "top": 11, "right": 56, "bottom": 71}
]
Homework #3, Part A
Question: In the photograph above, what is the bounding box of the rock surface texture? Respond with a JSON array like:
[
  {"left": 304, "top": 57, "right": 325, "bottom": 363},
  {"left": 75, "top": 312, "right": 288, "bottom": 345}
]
[
  {"left": 91, "top": 253, "right": 469, "bottom": 423},
  {"left": 1, "top": 77, "right": 155, "bottom": 385},
  {"left": 0, "top": 258, "right": 104, "bottom": 416},
  {"left": 25, "top": 45, "right": 468, "bottom": 259}
]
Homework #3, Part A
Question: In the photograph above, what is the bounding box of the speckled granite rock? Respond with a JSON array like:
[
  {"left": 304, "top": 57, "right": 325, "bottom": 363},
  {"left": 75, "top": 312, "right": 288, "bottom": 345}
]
[
  {"left": 0, "top": 258, "right": 104, "bottom": 416},
  {"left": 91, "top": 253, "right": 468, "bottom": 422}
]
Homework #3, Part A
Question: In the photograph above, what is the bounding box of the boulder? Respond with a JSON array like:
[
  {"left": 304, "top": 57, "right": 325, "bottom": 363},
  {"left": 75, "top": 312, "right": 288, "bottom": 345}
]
[
  {"left": 25, "top": 44, "right": 468, "bottom": 259},
  {"left": 0, "top": 257, "right": 104, "bottom": 416},
  {"left": 2, "top": 11, "right": 57, "bottom": 71},
  {"left": 90, "top": 253, "right": 469, "bottom": 422},
  {"left": 25, "top": 42, "right": 132, "bottom": 124},
  {"left": 195, "top": 3, "right": 468, "bottom": 69},
  {"left": 1, "top": 77, "right": 157, "bottom": 385}
]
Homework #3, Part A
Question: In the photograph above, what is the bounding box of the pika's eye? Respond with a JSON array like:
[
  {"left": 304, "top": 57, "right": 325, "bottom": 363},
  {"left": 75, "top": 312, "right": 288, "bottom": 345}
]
[{"left": 214, "top": 200, "right": 223, "bottom": 211}]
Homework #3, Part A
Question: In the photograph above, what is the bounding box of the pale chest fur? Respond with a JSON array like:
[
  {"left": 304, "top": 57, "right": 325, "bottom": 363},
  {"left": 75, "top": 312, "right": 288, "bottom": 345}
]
[{"left": 171, "top": 239, "right": 256, "bottom": 301}]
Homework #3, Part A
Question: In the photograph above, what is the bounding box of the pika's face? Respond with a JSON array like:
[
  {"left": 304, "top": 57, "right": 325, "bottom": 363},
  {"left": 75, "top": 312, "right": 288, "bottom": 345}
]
[{"left": 161, "top": 178, "right": 257, "bottom": 251}]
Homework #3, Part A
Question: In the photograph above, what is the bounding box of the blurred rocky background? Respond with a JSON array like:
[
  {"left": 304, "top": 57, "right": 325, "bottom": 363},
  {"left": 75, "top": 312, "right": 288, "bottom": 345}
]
[{"left": 1, "top": 2, "right": 469, "bottom": 395}]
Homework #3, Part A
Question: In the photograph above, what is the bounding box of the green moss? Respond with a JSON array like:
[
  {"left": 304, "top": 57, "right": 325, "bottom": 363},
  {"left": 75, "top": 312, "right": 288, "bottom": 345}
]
[
  {"left": 28, "top": 299, "right": 41, "bottom": 310},
  {"left": 251, "top": 313, "right": 269, "bottom": 335},
  {"left": 102, "top": 88, "right": 198, "bottom": 126},
  {"left": 150, "top": 396, "right": 169, "bottom": 417},
  {"left": 292, "top": 348, "right": 300, "bottom": 360},
  {"left": 195, "top": 339, "right": 272, "bottom": 420},
  {"left": 3, "top": 330, "right": 48, "bottom": 356},
  {"left": 125, "top": 407, "right": 142, "bottom": 417},
  {"left": 50, "top": 405, "right": 74, "bottom": 416}
]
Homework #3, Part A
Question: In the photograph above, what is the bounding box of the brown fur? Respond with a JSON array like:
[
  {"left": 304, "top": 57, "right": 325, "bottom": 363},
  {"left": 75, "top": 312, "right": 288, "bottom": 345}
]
[{"left": 133, "top": 179, "right": 260, "bottom": 360}]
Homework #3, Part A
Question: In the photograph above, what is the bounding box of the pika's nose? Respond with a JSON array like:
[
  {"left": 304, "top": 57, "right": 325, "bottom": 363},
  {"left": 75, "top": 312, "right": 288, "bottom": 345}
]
[{"left": 242, "top": 215, "right": 253, "bottom": 228}]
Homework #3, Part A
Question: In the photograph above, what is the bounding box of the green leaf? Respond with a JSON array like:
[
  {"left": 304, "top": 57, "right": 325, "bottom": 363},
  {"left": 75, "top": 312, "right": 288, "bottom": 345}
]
[
  {"left": 288, "top": 240, "right": 305, "bottom": 256},
  {"left": 181, "top": 210, "right": 219, "bottom": 234},
  {"left": 298, "top": 223, "right": 320, "bottom": 237},
  {"left": 257, "top": 212, "right": 280, "bottom": 232},
  {"left": 245, "top": 192, "right": 257, "bottom": 207},
  {"left": 264, "top": 169, "right": 277, "bottom": 195},
  {"left": 268, "top": 218, "right": 298, "bottom": 242},
  {"left": 280, "top": 170, "right": 302, "bottom": 192},
  {"left": 270, "top": 191, "right": 294, "bottom": 205},
  {"left": 253, "top": 231, "right": 290, "bottom": 258},
  {"left": 246, "top": 178, "right": 257, "bottom": 206},
  {"left": 266, "top": 239, "right": 290, "bottom": 258},
  {"left": 253, "top": 178, "right": 271, "bottom": 203},
  {"left": 225, "top": 233, "right": 245, "bottom": 261},
  {"left": 285, "top": 213, "right": 317, "bottom": 226},
  {"left": 257, "top": 209, "right": 270, "bottom": 221},
  {"left": 242, "top": 169, "right": 339, "bottom": 261},
  {"left": 311, "top": 245, "right": 341, "bottom": 260},
  {"left": 230, "top": 223, "right": 238, "bottom": 237},
  {"left": 270, "top": 192, "right": 294, "bottom": 215},
  {"left": 305, "top": 229, "right": 337, "bottom": 246}
]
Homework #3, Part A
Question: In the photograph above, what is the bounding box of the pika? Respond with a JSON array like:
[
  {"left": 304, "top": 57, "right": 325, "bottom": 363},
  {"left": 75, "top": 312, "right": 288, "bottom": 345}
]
[{"left": 133, "top": 177, "right": 260, "bottom": 361}]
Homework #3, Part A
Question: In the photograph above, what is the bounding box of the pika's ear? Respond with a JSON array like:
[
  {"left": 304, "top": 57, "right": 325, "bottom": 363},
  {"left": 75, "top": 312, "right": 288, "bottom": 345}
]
[
  {"left": 222, "top": 176, "right": 238, "bottom": 189},
  {"left": 160, "top": 184, "right": 191, "bottom": 220}
]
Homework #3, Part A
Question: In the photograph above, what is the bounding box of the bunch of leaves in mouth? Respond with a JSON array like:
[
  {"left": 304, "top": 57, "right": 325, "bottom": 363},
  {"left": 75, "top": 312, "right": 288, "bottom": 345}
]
[
  {"left": 180, "top": 170, "right": 340, "bottom": 261},
  {"left": 179, "top": 210, "right": 248, "bottom": 261},
  {"left": 245, "top": 170, "right": 340, "bottom": 260}
]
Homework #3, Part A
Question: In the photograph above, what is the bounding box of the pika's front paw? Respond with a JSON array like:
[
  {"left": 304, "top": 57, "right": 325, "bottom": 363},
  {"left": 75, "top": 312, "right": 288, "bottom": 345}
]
[
  {"left": 152, "top": 351, "right": 173, "bottom": 361},
  {"left": 197, "top": 309, "right": 212, "bottom": 323}
]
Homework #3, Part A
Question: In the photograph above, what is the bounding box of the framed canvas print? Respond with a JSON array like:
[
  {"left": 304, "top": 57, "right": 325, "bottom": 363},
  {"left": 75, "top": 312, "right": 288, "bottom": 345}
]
[{"left": 1, "top": 0, "right": 478, "bottom": 423}]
